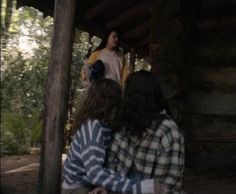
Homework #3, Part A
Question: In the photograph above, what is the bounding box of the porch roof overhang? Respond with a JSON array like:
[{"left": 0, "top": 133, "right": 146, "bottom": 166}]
[{"left": 17, "top": 0, "right": 153, "bottom": 57}]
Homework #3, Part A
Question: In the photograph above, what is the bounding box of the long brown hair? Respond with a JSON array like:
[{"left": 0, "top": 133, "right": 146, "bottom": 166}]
[
  {"left": 116, "top": 70, "right": 171, "bottom": 137},
  {"left": 95, "top": 29, "right": 120, "bottom": 51},
  {"left": 73, "top": 79, "right": 121, "bottom": 131}
]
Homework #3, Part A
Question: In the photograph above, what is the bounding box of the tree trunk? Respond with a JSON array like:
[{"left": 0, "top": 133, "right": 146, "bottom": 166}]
[{"left": 38, "top": 0, "right": 76, "bottom": 194}]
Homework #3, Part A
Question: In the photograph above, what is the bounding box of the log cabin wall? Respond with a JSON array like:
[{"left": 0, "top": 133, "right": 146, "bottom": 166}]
[{"left": 182, "top": 0, "right": 236, "bottom": 169}]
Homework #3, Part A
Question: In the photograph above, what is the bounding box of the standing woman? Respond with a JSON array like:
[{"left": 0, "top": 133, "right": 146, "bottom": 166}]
[{"left": 82, "top": 30, "right": 127, "bottom": 87}]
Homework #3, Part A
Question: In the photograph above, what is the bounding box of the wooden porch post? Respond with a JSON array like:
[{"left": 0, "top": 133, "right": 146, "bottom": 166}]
[
  {"left": 39, "top": 0, "right": 76, "bottom": 194},
  {"left": 149, "top": 0, "right": 183, "bottom": 73},
  {"left": 149, "top": 0, "right": 188, "bottom": 117}
]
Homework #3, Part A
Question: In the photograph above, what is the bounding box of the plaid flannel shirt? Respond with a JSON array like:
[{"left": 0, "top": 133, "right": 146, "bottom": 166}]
[{"left": 107, "top": 114, "right": 185, "bottom": 194}]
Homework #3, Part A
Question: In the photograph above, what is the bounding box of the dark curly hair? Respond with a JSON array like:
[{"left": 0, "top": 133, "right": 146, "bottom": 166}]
[
  {"left": 73, "top": 79, "right": 121, "bottom": 131},
  {"left": 116, "top": 70, "right": 171, "bottom": 137}
]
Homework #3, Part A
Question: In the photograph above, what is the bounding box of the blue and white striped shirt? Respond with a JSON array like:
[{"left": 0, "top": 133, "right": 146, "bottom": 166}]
[{"left": 62, "top": 119, "right": 154, "bottom": 194}]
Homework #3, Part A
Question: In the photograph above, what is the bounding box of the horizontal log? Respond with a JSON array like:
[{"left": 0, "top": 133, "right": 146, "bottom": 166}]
[
  {"left": 196, "top": 30, "right": 236, "bottom": 45},
  {"left": 194, "top": 55, "right": 236, "bottom": 67},
  {"left": 187, "top": 143, "right": 236, "bottom": 170},
  {"left": 189, "top": 92, "right": 236, "bottom": 116},
  {"left": 194, "top": 33, "right": 236, "bottom": 49},
  {"left": 194, "top": 42, "right": 236, "bottom": 59},
  {"left": 124, "top": 20, "right": 149, "bottom": 39},
  {"left": 84, "top": 0, "right": 118, "bottom": 20},
  {"left": 201, "top": 0, "right": 236, "bottom": 8},
  {"left": 190, "top": 114, "right": 236, "bottom": 140},
  {"left": 196, "top": 4, "right": 236, "bottom": 18},
  {"left": 193, "top": 66, "right": 236, "bottom": 90},
  {"left": 137, "top": 37, "right": 150, "bottom": 46},
  {"left": 196, "top": 16, "right": 236, "bottom": 32},
  {"left": 195, "top": 36, "right": 236, "bottom": 50},
  {"left": 106, "top": 1, "right": 149, "bottom": 29}
]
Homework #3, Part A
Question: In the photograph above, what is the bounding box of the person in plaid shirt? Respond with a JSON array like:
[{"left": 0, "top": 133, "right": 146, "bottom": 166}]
[{"left": 107, "top": 70, "right": 185, "bottom": 194}]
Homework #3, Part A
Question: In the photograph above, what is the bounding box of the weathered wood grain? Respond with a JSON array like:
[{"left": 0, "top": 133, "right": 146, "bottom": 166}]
[
  {"left": 189, "top": 92, "right": 236, "bottom": 116},
  {"left": 39, "top": 1, "right": 76, "bottom": 194},
  {"left": 190, "top": 114, "right": 236, "bottom": 140},
  {"left": 193, "top": 66, "right": 236, "bottom": 91}
]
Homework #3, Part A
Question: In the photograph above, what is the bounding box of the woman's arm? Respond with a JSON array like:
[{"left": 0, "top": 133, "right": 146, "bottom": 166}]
[
  {"left": 79, "top": 121, "right": 155, "bottom": 194},
  {"left": 154, "top": 120, "right": 185, "bottom": 193},
  {"left": 86, "top": 50, "right": 101, "bottom": 65}
]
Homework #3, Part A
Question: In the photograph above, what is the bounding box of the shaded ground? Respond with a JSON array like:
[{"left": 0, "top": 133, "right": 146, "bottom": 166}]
[
  {"left": 1, "top": 154, "right": 236, "bottom": 194},
  {"left": 1, "top": 155, "right": 39, "bottom": 194}
]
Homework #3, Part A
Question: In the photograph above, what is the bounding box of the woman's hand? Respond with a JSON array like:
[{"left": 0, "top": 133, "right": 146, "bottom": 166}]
[
  {"left": 88, "top": 187, "right": 108, "bottom": 194},
  {"left": 154, "top": 181, "right": 168, "bottom": 194}
]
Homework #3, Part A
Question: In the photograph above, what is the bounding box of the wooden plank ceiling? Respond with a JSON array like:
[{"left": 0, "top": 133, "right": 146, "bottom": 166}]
[{"left": 17, "top": 0, "right": 152, "bottom": 56}]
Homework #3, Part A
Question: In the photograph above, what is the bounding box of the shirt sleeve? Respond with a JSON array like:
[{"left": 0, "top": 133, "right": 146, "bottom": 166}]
[
  {"left": 80, "top": 121, "right": 154, "bottom": 194},
  {"left": 86, "top": 50, "right": 100, "bottom": 65},
  {"left": 155, "top": 123, "right": 185, "bottom": 193}
]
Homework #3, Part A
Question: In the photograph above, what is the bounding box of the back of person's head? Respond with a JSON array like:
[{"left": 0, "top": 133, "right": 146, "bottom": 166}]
[
  {"left": 117, "top": 70, "right": 170, "bottom": 136},
  {"left": 73, "top": 79, "right": 121, "bottom": 131}
]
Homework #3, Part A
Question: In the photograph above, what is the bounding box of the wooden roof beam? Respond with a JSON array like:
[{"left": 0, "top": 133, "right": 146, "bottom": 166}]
[
  {"left": 138, "top": 37, "right": 150, "bottom": 45},
  {"left": 127, "top": 36, "right": 149, "bottom": 51},
  {"left": 84, "top": 0, "right": 118, "bottom": 20},
  {"left": 17, "top": 0, "right": 54, "bottom": 17},
  {"left": 124, "top": 20, "right": 149, "bottom": 39},
  {"left": 106, "top": 1, "right": 148, "bottom": 29}
]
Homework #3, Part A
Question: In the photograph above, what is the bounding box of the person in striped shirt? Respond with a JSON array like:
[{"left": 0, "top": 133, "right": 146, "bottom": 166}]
[{"left": 62, "top": 79, "right": 165, "bottom": 194}]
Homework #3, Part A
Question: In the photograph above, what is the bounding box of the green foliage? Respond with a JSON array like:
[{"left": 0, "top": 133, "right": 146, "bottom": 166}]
[
  {"left": 1, "top": 111, "right": 42, "bottom": 154},
  {"left": 71, "top": 29, "right": 92, "bottom": 90},
  {"left": 29, "top": 110, "right": 43, "bottom": 147},
  {"left": 0, "top": 2, "right": 98, "bottom": 154},
  {"left": 1, "top": 52, "right": 48, "bottom": 115},
  {"left": 1, "top": 4, "right": 52, "bottom": 154},
  {"left": 1, "top": 112, "right": 31, "bottom": 154},
  {"left": 1, "top": 5, "right": 53, "bottom": 114}
]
